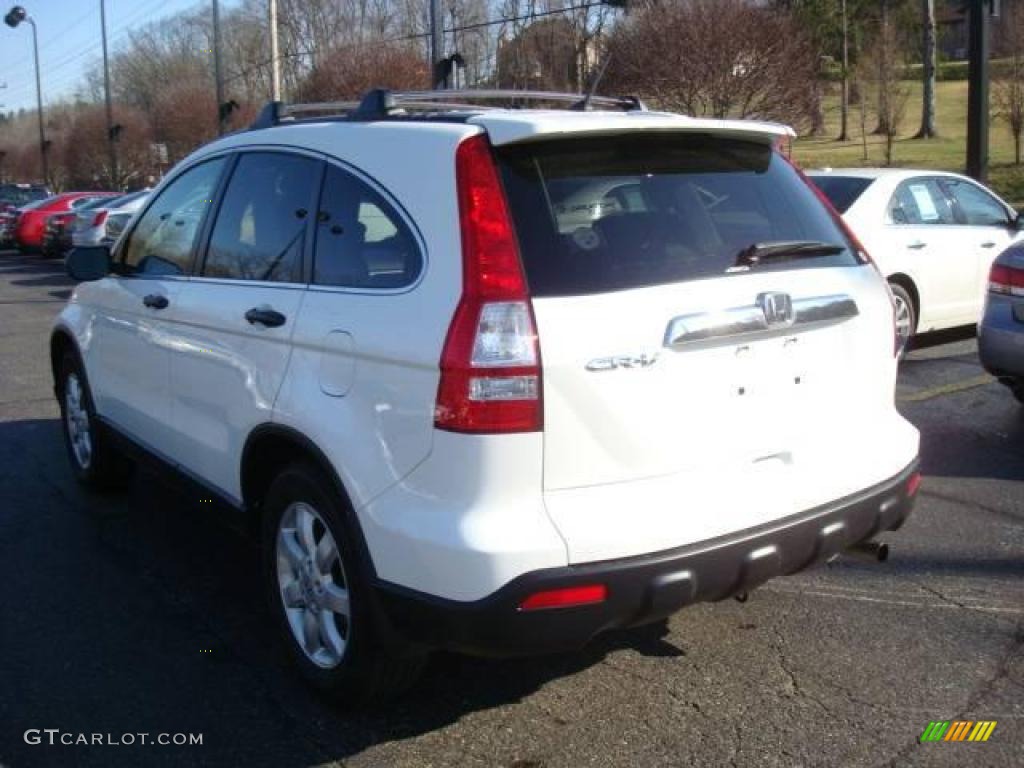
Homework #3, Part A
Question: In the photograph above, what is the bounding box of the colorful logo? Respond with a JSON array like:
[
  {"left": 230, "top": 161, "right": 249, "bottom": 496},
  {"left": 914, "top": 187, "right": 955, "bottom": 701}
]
[{"left": 920, "top": 721, "right": 997, "bottom": 743}]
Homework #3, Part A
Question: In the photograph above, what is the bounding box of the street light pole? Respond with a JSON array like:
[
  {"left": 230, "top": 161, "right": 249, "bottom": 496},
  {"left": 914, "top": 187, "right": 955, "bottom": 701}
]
[
  {"left": 4, "top": 7, "right": 48, "bottom": 186},
  {"left": 100, "top": 0, "right": 118, "bottom": 187}
]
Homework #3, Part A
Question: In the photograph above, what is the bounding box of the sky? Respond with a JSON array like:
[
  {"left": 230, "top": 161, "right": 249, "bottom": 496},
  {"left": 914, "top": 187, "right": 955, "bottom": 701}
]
[{"left": 0, "top": 0, "right": 239, "bottom": 113}]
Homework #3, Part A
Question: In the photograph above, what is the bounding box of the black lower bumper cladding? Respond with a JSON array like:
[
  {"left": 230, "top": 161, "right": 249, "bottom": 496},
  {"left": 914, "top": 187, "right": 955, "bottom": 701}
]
[{"left": 374, "top": 460, "right": 920, "bottom": 657}]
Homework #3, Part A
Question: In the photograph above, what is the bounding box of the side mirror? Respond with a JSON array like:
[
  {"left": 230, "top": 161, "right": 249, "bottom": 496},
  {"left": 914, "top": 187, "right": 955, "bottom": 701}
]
[
  {"left": 66, "top": 246, "right": 112, "bottom": 282},
  {"left": 1015, "top": 212, "right": 1024, "bottom": 231}
]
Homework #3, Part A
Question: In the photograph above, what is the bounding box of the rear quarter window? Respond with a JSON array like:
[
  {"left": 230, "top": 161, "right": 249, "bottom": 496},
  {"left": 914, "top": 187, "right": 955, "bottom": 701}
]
[
  {"left": 808, "top": 176, "right": 874, "bottom": 213},
  {"left": 497, "top": 135, "right": 862, "bottom": 297}
]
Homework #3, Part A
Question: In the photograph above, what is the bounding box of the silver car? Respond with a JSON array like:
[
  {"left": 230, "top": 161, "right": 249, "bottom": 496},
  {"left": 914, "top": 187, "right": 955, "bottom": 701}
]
[
  {"left": 978, "top": 242, "right": 1024, "bottom": 403},
  {"left": 71, "top": 189, "right": 150, "bottom": 248}
]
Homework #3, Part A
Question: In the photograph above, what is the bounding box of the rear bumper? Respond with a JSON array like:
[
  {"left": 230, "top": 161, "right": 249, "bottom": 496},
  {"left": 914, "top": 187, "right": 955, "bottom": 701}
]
[
  {"left": 373, "top": 459, "right": 920, "bottom": 657},
  {"left": 978, "top": 297, "right": 1024, "bottom": 379}
]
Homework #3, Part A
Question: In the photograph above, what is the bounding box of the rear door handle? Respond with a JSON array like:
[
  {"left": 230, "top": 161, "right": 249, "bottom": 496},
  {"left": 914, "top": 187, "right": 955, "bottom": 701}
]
[
  {"left": 143, "top": 294, "right": 169, "bottom": 310},
  {"left": 981, "top": 241, "right": 997, "bottom": 249},
  {"left": 906, "top": 241, "right": 927, "bottom": 250},
  {"left": 245, "top": 307, "right": 287, "bottom": 328}
]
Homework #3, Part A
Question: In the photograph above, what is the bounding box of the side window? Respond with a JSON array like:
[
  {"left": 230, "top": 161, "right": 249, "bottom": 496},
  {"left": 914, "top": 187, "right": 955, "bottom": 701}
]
[
  {"left": 313, "top": 165, "right": 422, "bottom": 289},
  {"left": 123, "top": 159, "right": 226, "bottom": 276},
  {"left": 889, "top": 180, "right": 952, "bottom": 225},
  {"left": 202, "top": 152, "right": 320, "bottom": 283},
  {"left": 942, "top": 180, "right": 1010, "bottom": 227}
]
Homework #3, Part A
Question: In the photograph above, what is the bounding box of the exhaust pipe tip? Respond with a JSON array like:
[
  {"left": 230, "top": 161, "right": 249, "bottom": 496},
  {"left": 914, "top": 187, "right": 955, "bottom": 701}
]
[{"left": 847, "top": 540, "right": 889, "bottom": 563}]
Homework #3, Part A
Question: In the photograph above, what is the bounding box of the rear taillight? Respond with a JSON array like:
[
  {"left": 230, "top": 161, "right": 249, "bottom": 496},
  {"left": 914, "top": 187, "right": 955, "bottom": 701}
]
[
  {"left": 434, "top": 134, "right": 542, "bottom": 434},
  {"left": 989, "top": 263, "right": 1024, "bottom": 296},
  {"left": 92, "top": 210, "right": 109, "bottom": 227}
]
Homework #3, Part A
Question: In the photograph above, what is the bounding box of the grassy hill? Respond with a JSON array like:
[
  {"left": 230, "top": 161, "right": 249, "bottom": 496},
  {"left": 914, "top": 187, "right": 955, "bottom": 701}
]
[{"left": 792, "top": 79, "right": 1024, "bottom": 208}]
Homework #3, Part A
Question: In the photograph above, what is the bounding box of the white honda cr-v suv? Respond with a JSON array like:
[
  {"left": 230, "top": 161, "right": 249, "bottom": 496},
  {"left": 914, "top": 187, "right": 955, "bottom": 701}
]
[{"left": 52, "top": 89, "right": 921, "bottom": 701}]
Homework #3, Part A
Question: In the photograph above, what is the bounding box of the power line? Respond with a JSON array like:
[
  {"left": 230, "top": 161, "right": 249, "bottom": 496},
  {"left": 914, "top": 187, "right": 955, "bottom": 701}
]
[
  {"left": 222, "top": 1, "right": 609, "bottom": 87},
  {"left": 0, "top": 0, "right": 174, "bottom": 105}
]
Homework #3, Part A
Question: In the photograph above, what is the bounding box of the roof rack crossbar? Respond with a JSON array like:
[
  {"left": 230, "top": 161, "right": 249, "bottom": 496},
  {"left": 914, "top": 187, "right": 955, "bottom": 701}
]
[{"left": 248, "top": 88, "right": 647, "bottom": 130}]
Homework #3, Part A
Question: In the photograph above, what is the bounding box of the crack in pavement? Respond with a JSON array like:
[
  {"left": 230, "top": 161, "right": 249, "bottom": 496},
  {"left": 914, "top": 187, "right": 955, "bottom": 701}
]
[{"left": 767, "top": 625, "right": 833, "bottom": 716}]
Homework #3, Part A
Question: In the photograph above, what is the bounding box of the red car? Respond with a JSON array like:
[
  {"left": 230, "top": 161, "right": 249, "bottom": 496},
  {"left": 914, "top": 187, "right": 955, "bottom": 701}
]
[{"left": 13, "top": 191, "right": 118, "bottom": 252}]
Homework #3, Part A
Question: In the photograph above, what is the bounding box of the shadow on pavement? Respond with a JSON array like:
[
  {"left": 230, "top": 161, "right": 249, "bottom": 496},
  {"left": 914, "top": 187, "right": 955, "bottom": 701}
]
[
  {"left": 0, "top": 252, "right": 66, "bottom": 276},
  {"left": 908, "top": 326, "right": 977, "bottom": 353},
  {"left": 11, "top": 274, "right": 76, "bottom": 289},
  {"left": 0, "top": 417, "right": 683, "bottom": 768}
]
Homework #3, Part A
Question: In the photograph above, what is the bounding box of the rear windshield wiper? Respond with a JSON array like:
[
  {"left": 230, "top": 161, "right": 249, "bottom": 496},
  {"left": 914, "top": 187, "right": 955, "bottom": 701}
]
[{"left": 733, "top": 240, "right": 845, "bottom": 269}]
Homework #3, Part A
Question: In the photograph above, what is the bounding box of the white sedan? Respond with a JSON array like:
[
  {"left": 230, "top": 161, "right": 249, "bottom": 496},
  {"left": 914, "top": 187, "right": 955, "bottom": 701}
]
[{"left": 808, "top": 168, "right": 1023, "bottom": 353}]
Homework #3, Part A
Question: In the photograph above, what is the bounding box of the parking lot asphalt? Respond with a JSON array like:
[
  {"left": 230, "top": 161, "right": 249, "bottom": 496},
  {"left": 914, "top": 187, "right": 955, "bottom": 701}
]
[{"left": 0, "top": 249, "right": 1020, "bottom": 768}]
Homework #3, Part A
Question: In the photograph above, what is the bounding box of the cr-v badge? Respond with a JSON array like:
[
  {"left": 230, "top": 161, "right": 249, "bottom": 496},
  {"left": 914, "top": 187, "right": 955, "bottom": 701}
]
[{"left": 585, "top": 353, "right": 659, "bottom": 372}]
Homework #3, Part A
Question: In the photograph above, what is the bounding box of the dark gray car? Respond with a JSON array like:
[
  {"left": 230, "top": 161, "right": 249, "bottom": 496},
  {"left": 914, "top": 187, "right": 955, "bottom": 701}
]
[{"left": 978, "top": 243, "right": 1024, "bottom": 403}]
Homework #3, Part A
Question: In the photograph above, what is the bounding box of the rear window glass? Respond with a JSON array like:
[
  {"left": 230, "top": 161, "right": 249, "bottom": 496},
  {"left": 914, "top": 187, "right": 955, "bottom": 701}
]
[
  {"left": 497, "top": 135, "right": 862, "bottom": 297},
  {"left": 80, "top": 196, "right": 121, "bottom": 211},
  {"left": 809, "top": 176, "right": 873, "bottom": 213}
]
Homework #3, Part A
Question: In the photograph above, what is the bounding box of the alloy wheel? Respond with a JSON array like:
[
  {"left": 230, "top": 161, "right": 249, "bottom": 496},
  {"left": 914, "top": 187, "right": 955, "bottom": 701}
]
[
  {"left": 64, "top": 373, "right": 92, "bottom": 469},
  {"left": 275, "top": 501, "right": 351, "bottom": 669},
  {"left": 893, "top": 293, "right": 913, "bottom": 357}
]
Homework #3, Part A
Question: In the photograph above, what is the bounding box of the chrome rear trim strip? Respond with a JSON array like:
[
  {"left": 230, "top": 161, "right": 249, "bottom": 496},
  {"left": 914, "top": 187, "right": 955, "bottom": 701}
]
[{"left": 664, "top": 293, "right": 859, "bottom": 348}]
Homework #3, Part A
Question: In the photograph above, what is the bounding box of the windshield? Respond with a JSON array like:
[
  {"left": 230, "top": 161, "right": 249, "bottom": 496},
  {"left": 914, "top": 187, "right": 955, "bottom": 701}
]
[
  {"left": 808, "top": 175, "right": 874, "bottom": 214},
  {"left": 497, "top": 135, "right": 864, "bottom": 297},
  {"left": 0, "top": 186, "right": 49, "bottom": 206}
]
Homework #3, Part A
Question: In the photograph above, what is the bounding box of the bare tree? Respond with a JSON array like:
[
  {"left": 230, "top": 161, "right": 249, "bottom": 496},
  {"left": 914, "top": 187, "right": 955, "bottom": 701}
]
[
  {"left": 293, "top": 43, "right": 428, "bottom": 101},
  {"left": 914, "top": 0, "right": 937, "bottom": 138},
  {"left": 64, "top": 105, "right": 154, "bottom": 189},
  {"left": 864, "top": 19, "right": 909, "bottom": 165},
  {"left": 994, "top": 2, "right": 1024, "bottom": 165},
  {"left": 603, "top": 0, "right": 821, "bottom": 131},
  {"left": 840, "top": 0, "right": 851, "bottom": 140}
]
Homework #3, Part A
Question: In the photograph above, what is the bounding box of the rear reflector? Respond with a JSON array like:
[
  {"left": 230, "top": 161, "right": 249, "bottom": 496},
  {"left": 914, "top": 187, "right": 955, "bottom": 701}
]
[
  {"left": 519, "top": 584, "right": 608, "bottom": 611},
  {"left": 907, "top": 472, "right": 922, "bottom": 497},
  {"left": 989, "top": 263, "right": 1024, "bottom": 297}
]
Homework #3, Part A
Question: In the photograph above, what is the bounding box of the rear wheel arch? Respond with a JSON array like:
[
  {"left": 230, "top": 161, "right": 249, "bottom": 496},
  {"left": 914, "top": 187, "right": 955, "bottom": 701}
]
[
  {"left": 240, "top": 426, "right": 373, "bottom": 566},
  {"left": 887, "top": 273, "right": 920, "bottom": 321},
  {"left": 50, "top": 328, "right": 82, "bottom": 397}
]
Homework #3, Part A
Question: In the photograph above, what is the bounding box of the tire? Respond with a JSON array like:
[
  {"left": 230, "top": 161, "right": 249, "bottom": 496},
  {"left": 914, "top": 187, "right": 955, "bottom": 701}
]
[
  {"left": 262, "top": 462, "right": 424, "bottom": 705},
  {"left": 57, "top": 350, "right": 134, "bottom": 490},
  {"left": 889, "top": 282, "right": 917, "bottom": 359},
  {"left": 1009, "top": 378, "right": 1024, "bottom": 405}
]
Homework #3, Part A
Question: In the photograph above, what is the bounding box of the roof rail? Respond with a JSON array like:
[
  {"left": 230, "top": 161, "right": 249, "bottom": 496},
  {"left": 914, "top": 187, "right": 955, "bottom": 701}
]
[{"left": 248, "top": 88, "right": 647, "bottom": 130}]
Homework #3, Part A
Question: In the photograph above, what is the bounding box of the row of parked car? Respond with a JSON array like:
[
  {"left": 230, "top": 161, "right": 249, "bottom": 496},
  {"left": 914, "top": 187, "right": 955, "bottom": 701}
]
[{"left": 0, "top": 183, "right": 149, "bottom": 257}]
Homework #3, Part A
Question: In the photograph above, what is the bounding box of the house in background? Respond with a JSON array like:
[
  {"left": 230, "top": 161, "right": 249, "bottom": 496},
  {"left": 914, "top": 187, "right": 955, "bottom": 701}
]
[{"left": 937, "top": 0, "right": 1015, "bottom": 61}]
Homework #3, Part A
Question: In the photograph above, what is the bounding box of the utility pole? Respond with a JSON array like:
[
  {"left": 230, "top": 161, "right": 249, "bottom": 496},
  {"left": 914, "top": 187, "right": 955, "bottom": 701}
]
[
  {"left": 967, "top": 0, "right": 993, "bottom": 181},
  {"left": 100, "top": 0, "right": 118, "bottom": 187},
  {"left": 269, "top": 0, "right": 281, "bottom": 101},
  {"left": 212, "top": 0, "right": 225, "bottom": 133},
  {"left": 430, "top": 0, "right": 444, "bottom": 89}
]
